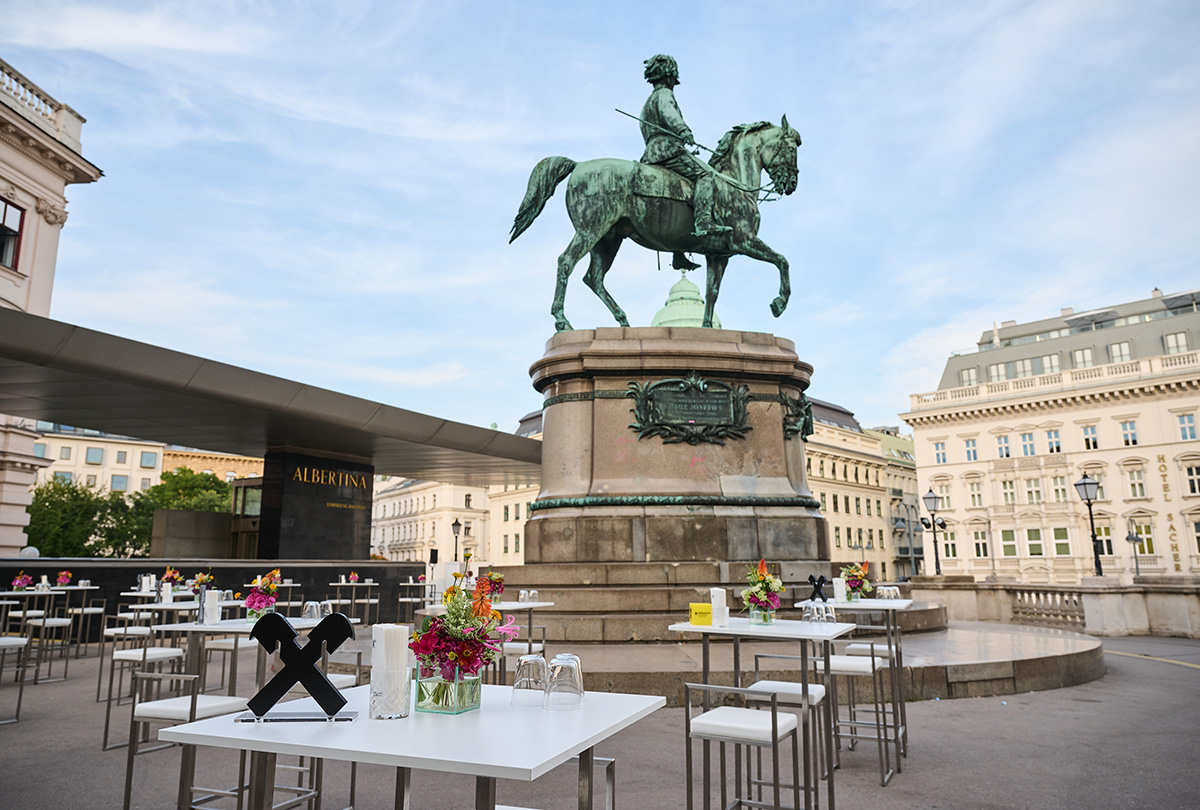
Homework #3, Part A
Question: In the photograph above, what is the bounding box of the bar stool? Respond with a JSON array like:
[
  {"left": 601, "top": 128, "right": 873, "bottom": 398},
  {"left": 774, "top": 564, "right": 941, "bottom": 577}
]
[
  {"left": 25, "top": 614, "right": 74, "bottom": 684},
  {"left": 807, "top": 643, "right": 894, "bottom": 786},
  {"left": 102, "top": 644, "right": 186, "bottom": 749},
  {"left": 122, "top": 670, "right": 249, "bottom": 810},
  {"left": 684, "top": 682, "right": 801, "bottom": 810},
  {"left": 0, "top": 636, "right": 29, "bottom": 724},
  {"left": 746, "top": 653, "right": 829, "bottom": 808},
  {"left": 96, "top": 619, "right": 154, "bottom": 701},
  {"left": 68, "top": 596, "right": 108, "bottom": 658}
]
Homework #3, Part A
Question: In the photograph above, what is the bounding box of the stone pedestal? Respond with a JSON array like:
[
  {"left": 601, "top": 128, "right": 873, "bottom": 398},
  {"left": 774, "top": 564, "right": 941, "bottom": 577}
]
[{"left": 525, "top": 327, "right": 826, "bottom": 565}]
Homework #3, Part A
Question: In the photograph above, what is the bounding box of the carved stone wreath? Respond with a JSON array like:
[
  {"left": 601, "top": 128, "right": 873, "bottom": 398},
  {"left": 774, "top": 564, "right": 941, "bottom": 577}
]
[{"left": 627, "top": 371, "right": 752, "bottom": 445}]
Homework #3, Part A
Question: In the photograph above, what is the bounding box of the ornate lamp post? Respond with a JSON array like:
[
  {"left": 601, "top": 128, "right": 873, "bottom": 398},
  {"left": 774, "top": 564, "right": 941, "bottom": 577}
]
[
  {"left": 1125, "top": 517, "right": 1141, "bottom": 577},
  {"left": 451, "top": 518, "right": 462, "bottom": 563},
  {"left": 1073, "top": 474, "right": 1103, "bottom": 576},
  {"left": 920, "top": 488, "right": 944, "bottom": 575}
]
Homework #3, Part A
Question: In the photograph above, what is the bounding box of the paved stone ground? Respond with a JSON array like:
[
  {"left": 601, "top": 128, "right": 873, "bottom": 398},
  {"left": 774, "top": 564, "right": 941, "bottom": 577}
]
[{"left": 0, "top": 634, "right": 1196, "bottom": 809}]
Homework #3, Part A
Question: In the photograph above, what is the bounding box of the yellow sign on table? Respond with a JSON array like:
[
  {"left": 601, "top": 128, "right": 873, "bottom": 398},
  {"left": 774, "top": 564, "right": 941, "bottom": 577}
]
[{"left": 689, "top": 603, "right": 713, "bottom": 625}]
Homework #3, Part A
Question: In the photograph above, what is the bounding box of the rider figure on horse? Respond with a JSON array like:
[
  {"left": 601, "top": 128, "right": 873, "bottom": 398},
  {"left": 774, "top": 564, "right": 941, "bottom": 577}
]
[{"left": 639, "top": 55, "right": 731, "bottom": 271}]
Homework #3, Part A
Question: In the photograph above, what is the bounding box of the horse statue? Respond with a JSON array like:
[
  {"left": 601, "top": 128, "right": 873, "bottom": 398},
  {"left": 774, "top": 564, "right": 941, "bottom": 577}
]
[{"left": 509, "top": 117, "right": 801, "bottom": 332}]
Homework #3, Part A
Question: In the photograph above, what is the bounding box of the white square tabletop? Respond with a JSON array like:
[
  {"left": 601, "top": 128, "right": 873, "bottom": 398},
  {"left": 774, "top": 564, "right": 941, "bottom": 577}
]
[
  {"left": 795, "top": 598, "right": 914, "bottom": 611},
  {"left": 667, "top": 616, "right": 857, "bottom": 641},
  {"left": 151, "top": 616, "right": 359, "bottom": 634},
  {"left": 160, "top": 684, "right": 664, "bottom": 781}
]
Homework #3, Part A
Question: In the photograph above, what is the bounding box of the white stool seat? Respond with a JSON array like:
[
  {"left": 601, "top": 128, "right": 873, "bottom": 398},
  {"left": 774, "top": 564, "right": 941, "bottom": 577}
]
[
  {"left": 502, "top": 642, "right": 544, "bottom": 655},
  {"left": 134, "top": 694, "right": 248, "bottom": 723},
  {"left": 206, "top": 637, "right": 254, "bottom": 652},
  {"left": 810, "top": 653, "right": 888, "bottom": 674},
  {"left": 105, "top": 626, "right": 152, "bottom": 638},
  {"left": 9, "top": 610, "right": 44, "bottom": 619},
  {"left": 748, "top": 680, "right": 826, "bottom": 705},
  {"left": 286, "top": 673, "right": 357, "bottom": 695},
  {"left": 845, "top": 642, "right": 894, "bottom": 658},
  {"left": 690, "top": 705, "right": 798, "bottom": 745},
  {"left": 0, "top": 637, "right": 28, "bottom": 650},
  {"left": 69, "top": 606, "right": 106, "bottom": 615},
  {"left": 113, "top": 647, "right": 185, "bottom": 663},
  {"left": 116, "top": 612, "right": 155, "bottom": 621},
  {"left": 26, "top": 617, "right": 72, "bottom": 629}
]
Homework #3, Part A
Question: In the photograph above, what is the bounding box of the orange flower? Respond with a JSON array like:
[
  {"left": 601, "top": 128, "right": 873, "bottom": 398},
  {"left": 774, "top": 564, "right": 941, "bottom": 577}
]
[
  {"left": 471, "top": 579, "right": 493, "bottom": 618},
  {"left": 861, "top": 562, "right": 869, "bottom": 574},
  {"left": 757, "top": 558, "right": 768, "bottom": 578}
]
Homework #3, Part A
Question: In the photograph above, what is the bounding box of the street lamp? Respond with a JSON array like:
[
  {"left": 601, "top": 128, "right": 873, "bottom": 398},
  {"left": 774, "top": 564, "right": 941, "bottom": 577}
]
[
  {"left": 920, "top": 488, "right": 944, "bottom": 575},
  {"left": 1073, "top": 473, "right": 1103, "bottom": 577},
  {"left": 451, "top": 518, "right": 462, "bottom": 562},
  {"left": 1125, "top": 517, "right": 1141, "bottom": 577}
]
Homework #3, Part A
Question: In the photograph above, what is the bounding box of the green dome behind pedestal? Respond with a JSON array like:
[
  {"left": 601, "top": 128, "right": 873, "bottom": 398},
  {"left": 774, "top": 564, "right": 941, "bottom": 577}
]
[{"left": 651, "top": 271, "right": 721, "bottom": 328}]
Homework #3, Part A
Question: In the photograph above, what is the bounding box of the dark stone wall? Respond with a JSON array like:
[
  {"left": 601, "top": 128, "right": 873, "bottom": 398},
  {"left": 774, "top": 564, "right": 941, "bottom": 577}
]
[
  {"left": 0, "top": 559, "right": 423, "bottom": 625},
  {"left": 259, "top": 451, "right": 373, "bottom": 560},
  {"left": 150, "top": 510, "right": 234, "bottom": 557}
]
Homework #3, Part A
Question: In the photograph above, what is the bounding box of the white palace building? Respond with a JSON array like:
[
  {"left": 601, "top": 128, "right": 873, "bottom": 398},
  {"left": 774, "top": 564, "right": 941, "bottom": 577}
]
[{"left": 903, "top": 288, "right": 1200, "bottom": 585}]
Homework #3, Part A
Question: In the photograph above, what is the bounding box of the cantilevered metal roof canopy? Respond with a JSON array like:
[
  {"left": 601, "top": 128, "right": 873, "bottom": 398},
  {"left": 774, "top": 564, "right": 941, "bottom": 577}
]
[{"left": 0, "top": 309, "right": 541, "bottom": 486}]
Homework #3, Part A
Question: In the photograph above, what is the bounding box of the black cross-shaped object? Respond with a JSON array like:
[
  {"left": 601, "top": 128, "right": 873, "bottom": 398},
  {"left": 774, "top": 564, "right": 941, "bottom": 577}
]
[
  {"left": 808, "top": 574, "right": 828, "bottom": 602},
  {"left": 247, "top": 613, "right": 356, "bottom": 717}
]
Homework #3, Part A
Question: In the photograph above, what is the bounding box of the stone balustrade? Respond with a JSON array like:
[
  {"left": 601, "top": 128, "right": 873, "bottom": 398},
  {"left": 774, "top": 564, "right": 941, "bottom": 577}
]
[
  {"left": 909, "top": 351, "right": 1200, "bottom": 410},
  {"left": 0, "top": 56, "right": 86, "bottom": 151},
  {"left": 909, "top": 574, "right": 1200, "bottom": 637}
]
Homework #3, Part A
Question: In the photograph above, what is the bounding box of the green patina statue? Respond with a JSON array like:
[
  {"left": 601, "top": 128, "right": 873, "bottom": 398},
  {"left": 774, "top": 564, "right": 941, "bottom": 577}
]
[{"left": 510, "top": 54, "right": 802, "bottom": 333}]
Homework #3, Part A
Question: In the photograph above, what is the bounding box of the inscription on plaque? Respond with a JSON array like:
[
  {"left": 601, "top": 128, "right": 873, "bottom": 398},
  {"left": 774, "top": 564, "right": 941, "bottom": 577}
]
[
  {"left": 654, "top": 388, "right": 734, "bottom": 425},
  {"left": 627, "top": 372, "right": 751, "bottom": 445}
]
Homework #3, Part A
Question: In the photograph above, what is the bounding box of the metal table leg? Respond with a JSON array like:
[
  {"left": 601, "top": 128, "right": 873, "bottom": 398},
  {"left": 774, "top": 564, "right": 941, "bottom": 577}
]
[
  {"left": 475, "top": 775, "right": 497, "bottom": 809},
  {"left": 823, "top": 638, "right": 836, "bottom": 810},
  {"left": 247, "top": 750, "right": 278, "bottom": 810},
  {"left": 394, "top": 766, "right": 411, "bottom": 810},
  {"left": 578, "top": 746, "right": 595, "bottom": 810},
  {"left": 702, "top": 634, "right": 710, "bottom": 810}
]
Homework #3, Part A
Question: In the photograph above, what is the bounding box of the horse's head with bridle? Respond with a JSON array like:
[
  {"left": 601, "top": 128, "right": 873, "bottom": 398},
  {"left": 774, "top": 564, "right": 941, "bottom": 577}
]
[{"left": 709, "top": 116, "right": 801, "bottom": 199}]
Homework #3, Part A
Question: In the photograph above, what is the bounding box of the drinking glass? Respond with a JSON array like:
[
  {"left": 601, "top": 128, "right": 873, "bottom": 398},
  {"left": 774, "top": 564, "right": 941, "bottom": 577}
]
[
  {"left": 318, "top": 601, "right": 334, "bottom": 619},
  {"left": 518, "top": 590, "right": 530, "bottom": 603},
  {"left": 529, "top": 589, "right": 539, "bottom": 602},
  {"left": 801, "top": 604, "right": 815, "bottom": 622},
  {"left": 301, "top": 601, "right": 322, "bottom": 620},
  {"left": 544, "top": 653, "right": 584, "bottom": 710},
  {"left": 510, "top": 654, "right": 549, "bottom": 707}
]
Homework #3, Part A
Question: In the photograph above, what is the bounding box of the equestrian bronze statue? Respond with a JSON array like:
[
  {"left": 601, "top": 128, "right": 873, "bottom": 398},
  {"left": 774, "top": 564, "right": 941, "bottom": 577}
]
[{"left": 510, "top": 54, "right": 802, "bottom": 332}]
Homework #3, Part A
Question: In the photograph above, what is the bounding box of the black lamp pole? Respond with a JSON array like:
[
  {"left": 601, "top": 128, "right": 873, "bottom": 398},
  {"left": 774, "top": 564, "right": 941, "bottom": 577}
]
[
  {"left": 1074, "top": 474, "right": 1103, "bottom": 577},
  {"left": 922, "top": 488, "right": 943, "bottom": 575},
  {"left": 451, "top": 518, "right": 462, "bottom": 563}
]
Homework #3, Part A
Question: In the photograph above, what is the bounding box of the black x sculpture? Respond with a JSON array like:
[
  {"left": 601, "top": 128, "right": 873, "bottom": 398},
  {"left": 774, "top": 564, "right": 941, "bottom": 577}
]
[
  {"left": 807, "top": 574, "right": 828, "bottom": 602},
  {"left": 247, "top": 613, "right": 356, "bottom": 717}
]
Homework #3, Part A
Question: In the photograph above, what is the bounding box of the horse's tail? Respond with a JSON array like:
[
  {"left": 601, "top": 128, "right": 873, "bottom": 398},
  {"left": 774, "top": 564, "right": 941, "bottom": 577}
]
[{"left": 509, "top": 156, "right": 576, "bottom": 242}]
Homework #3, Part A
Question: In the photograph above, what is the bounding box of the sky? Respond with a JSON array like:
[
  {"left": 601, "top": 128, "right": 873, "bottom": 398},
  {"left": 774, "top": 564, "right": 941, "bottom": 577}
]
[{"left": 3, "top": 0, "right": 1199, "bottom": 435}]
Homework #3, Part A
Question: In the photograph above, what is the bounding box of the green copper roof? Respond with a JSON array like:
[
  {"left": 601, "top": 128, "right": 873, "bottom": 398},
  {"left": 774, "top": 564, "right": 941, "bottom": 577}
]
[{"left": 650, "top": 271, "right": 720, "bottom": 328}]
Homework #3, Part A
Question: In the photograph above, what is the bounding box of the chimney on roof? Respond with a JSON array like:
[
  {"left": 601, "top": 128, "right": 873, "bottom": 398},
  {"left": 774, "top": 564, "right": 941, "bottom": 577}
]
[
  {"left": 1152, "top": 288, "right": 1163, "bottom": 298},
  {"left": 1061, "top": 307, "right": 1074, "bottom": 316},
  {"left": 1001, "top": 320, "right": 1017, "bottom": 327}
]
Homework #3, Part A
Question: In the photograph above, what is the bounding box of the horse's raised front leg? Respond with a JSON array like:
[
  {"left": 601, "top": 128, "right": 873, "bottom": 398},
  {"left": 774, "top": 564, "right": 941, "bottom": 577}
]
[
  {"left": 582, "top": 230, "right": 629, "bottom": 327},
  {"left": 732, "top": 235, "right": 791, "bottom": 318},
  {"left": 553, "top": 230, "right": 600, "bottom": 332},
  {"left": 703, "top": 255, "right": 729, "bottom": 328}
]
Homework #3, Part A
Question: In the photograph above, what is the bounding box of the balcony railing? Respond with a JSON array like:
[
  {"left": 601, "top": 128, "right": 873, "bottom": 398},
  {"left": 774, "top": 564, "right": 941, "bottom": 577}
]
[
  {"left": 1012, "top": 587, "right": 1085, "bottom": 629},
  {"left": 909, "top": 351, "right": 1199, "bottom": 411},
  {"left": 0, "top": 56, "right": 84, "bottom": 150}
]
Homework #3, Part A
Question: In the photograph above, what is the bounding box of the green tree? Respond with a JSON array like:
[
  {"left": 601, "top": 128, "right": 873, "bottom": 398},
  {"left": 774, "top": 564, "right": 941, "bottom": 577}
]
[
  {"left": 25, "top": 467, "right": 234, "bottom": 558},
  {"left": 24, "top": 478, "right": 111, "bottom": 557}
]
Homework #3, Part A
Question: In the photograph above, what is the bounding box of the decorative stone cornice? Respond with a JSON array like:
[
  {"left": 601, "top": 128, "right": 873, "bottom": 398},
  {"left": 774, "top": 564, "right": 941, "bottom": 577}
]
[{"left": 903, "top": 375, "right": 1200, "bottom": 428}]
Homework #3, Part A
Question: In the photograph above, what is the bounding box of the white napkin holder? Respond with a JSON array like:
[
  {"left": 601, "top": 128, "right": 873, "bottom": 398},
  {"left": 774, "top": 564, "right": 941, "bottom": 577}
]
[{"left": 833, "top": 577, "right": 847, "bottom": 603}]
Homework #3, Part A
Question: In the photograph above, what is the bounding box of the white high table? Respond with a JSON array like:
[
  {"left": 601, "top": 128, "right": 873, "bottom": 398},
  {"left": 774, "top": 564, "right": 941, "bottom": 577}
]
[
  {"left": 668, "top": 617, "right": 857, "bottom": 810},
  {"left": 796, "top": 597, "right": 914, "bottom": 758},
  {"left": 160, "top": 683, "right": 665, "bottom": 810}
]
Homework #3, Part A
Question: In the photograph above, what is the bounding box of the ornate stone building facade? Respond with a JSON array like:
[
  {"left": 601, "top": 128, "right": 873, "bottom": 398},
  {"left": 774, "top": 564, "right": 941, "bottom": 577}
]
[
  {"left": 903, "top": 289, "right": 1200, "bottom": 584},
  {"left": 32, "top": 425, "right": 165, "bottom": 493},
  {"left": 371, "top": 477, "right": 489, "bottom": 565},
  {"left": 803, "top": 400, "right": 894, "bottom": 580},
  {"left": 163, "top": 447, "right": 263, "bottom": 482},
  {"left": 0, "top": 58, "right": 102, "bottom": 555}
]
